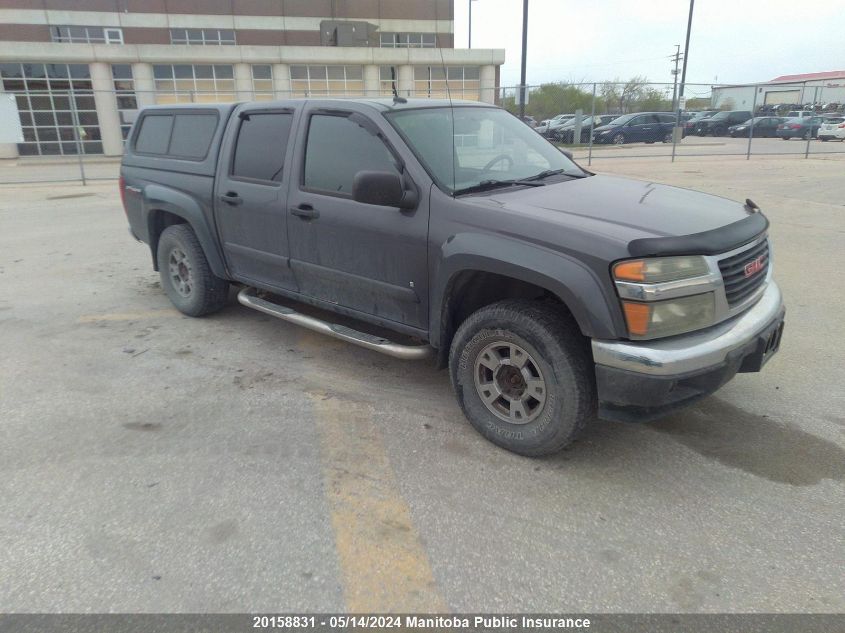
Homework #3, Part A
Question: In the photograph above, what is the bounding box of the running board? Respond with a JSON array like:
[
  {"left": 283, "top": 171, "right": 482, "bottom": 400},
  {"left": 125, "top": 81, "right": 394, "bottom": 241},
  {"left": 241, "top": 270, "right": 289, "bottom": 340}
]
[{"left": 237, "top": 287, "right": 434, "bottom": 360}]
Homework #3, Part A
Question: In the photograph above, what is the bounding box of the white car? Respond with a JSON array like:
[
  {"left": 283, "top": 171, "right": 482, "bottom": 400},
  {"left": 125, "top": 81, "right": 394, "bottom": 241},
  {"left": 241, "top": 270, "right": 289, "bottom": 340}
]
[
  {"left": 818, "top": 116, "right": 845, "bottom": 141},
  {"left": 536, "top": 114, "right": 575, "bottom": 135}
]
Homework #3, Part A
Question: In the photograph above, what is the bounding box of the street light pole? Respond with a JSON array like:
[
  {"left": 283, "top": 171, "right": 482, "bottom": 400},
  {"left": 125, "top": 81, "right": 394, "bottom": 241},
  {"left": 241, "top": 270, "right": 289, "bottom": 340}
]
[
  {"left": 518, "top": 0, "right": 528, "bottom": 119},
  {"left": 468, "top": 0, "right": 478, "bottom": 48},
  {"left": 677, "top": 0, "right": 695, "bottom": 106}
]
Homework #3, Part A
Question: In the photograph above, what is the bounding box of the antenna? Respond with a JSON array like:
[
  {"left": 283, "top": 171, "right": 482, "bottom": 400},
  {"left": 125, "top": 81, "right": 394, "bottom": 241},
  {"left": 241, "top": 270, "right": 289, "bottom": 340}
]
[
  {"left": 390, "top": 66, "right": 406, "bottom": 104},
  {"left": 438, "top": 46, "right": 456, "bottom": 196}
]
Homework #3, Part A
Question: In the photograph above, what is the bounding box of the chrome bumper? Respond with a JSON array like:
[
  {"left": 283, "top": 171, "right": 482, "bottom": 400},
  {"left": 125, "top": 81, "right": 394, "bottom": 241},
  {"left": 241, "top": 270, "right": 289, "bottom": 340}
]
[{"left": 592, "top": 281, "right": 784, "bottom": 376}]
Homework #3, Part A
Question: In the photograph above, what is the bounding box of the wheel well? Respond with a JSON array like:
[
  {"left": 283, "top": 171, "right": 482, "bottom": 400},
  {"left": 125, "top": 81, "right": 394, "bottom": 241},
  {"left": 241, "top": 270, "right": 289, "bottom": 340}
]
[
  {"left": 148, "top": 210, "right": 187, "bottom": 271},
  {"left": 437, "top": 270, "right": 580, "bottom": 368}
]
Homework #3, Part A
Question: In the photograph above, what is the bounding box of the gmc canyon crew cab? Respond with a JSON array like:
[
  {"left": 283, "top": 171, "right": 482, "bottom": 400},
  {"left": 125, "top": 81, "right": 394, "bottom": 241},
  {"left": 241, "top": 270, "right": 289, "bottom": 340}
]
[{"left": 120, "top": 99, "right": 785, "bottom": 456}]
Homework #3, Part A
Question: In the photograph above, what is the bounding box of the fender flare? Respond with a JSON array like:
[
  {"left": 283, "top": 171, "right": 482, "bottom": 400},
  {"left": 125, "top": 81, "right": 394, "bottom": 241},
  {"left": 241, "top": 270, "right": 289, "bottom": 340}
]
[
  {"left": 431, "top": 233, "right": 624, "bottom": 348},
  {"left": 143, "top": 184, "right": 228, "bottom": 279}
]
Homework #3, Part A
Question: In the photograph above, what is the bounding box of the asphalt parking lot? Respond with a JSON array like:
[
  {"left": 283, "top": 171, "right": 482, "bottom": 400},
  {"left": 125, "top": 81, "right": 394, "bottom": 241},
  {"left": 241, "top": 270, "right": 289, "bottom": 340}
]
[{"left": 1, "top": 155, "right": 843, "bottom": 613}]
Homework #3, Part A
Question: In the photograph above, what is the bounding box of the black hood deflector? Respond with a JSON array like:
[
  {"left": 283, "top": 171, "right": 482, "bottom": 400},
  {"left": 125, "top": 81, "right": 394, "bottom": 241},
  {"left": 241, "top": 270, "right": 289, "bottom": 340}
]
[{"left": 627, "top": 211, "right": 769, "bottom": 257}]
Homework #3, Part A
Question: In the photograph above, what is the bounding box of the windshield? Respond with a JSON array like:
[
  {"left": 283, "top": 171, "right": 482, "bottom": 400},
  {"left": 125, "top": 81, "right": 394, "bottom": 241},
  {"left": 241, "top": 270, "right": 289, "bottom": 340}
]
[
  {"left": 386, "top": 106, "right": 585, "bottom": 195},
  {"left": 709, "top": 112, "right": 731, "bottom": 121},
  {"left": 607, "top": 113, "right": 636, "bottom": 125},
  {"left": 689, "top": 112, "right": 710, "bottom": 121}
]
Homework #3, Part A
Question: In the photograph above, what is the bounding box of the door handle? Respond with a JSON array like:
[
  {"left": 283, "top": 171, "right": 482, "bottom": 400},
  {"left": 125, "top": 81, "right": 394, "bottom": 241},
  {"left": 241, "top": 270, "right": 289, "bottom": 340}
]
[
  {"left": 221, "top": 192, "right": 242, "bottom": 205},
  {"left": 290, "top": 204, "right": 319, "bottom": 220}
]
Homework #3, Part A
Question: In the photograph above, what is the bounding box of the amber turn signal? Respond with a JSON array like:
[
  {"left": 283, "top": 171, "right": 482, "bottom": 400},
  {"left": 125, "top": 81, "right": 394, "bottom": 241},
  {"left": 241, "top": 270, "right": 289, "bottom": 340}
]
[
  {"left": 613, "top": 260, "right": 646, "bottom": 282},
  {"left": 621, "top": 302, "right": 651, "bottom": 336}
]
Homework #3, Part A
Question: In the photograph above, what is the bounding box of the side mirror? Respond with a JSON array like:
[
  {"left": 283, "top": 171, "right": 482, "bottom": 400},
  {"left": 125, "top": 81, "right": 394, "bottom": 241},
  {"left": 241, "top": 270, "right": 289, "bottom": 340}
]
[
  {"left": 352, "top": 170, "right": 417, "bottom": 209},
  {"left": 559, "top": 148, "right": 574, "bottom": 160}
]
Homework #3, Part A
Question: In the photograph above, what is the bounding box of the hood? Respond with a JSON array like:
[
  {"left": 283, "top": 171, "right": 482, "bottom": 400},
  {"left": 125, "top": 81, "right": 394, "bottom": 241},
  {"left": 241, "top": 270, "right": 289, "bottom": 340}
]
[
  {"left": 593, "top": 123, "right": 620, "bottom": 133},
  {"left": 469, "top": 174, "right": 758, "bottom": 253}
]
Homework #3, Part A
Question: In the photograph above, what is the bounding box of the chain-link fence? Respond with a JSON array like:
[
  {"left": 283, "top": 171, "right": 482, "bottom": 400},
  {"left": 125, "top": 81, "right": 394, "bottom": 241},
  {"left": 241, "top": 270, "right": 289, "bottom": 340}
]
[
  {"left": 502, "top": 81, "right": 845, "bottom": 166},
  {"left": 1, "top": 80, "right": 843, "bottom": 185}
]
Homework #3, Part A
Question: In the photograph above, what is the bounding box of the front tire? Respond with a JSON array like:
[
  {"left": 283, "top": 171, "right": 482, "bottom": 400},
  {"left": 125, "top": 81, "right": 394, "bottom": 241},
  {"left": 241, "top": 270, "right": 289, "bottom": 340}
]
[
  {"left": 612, "top": 133, "right": 625, "bottom": 145},
  {"left": 449, "top": 300, "right": 594, "bottom": 456},
  {"left": 156, "top": 224, "right": 229, "bottom": 317}
]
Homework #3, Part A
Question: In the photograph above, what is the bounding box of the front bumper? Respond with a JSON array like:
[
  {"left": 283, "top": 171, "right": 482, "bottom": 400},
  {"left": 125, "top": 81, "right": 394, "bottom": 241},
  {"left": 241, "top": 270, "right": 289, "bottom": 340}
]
[{"left": 592, "top": 282, "right": 785, "bottom": 422}]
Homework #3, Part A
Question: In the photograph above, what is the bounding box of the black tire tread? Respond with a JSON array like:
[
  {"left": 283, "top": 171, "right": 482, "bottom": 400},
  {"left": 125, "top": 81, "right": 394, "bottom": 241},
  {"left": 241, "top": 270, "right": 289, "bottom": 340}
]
[
  {"left": 448, "top": 299, "right": 594, "bottom": 456},
  {"left": 157, "top": 224, "right": 229, "bottom": 317}
]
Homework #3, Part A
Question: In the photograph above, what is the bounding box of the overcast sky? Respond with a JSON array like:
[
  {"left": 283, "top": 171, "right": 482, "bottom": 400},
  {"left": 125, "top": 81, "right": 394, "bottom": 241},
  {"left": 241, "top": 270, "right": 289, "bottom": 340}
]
[{"left": 455, "top": 0, "right": 845, "bottom": 96}]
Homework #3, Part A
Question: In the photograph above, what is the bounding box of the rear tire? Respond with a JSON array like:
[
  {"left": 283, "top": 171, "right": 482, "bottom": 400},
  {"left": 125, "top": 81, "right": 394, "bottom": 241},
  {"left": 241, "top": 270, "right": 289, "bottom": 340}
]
[
  {"left": 449, "top": 300, "right": 594, "bottom": 456},
  {"left": 156, "top": 224, "right": 229, "bottom": 317}
]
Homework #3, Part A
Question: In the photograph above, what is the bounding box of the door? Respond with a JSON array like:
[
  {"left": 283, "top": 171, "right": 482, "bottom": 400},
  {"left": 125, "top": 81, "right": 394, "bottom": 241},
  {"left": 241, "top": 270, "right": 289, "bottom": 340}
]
[
  {"left": 286, "top": 107, "right": 430, "bottom": 329},
  {"left": 214, "top": 107, "right": 298, "bottom": 291},
  {"left": 628, "top": 115, "right": 657, "bottom": 141}
]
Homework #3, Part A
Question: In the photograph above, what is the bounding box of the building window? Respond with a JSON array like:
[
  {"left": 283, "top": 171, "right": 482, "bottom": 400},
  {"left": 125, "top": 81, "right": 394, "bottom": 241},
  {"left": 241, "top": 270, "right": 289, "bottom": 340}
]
[
  {"left": 169, "top": 28, "right": 236, "bottom": 45},
  {"left": 252, "top": 65, "right": 274, "bottom": 101},
  {"left": 414, "top": 66, "right": 480, "bottom": 100},
  {"left": 0, "top": 62, "right": 102, "bottom": 155},
  {"left": 152, "top": 64, "right": 235, "bottom": 103},
  {"left": 289, "top": 65, "right": 364, "bottom": 97},
  {"left": 379, "top": 32, "right": 436, "bottom": 48},
  {"left": 112, "top": 64, "right": 137, "bottom": 140},
  {"left": 379, "top": 66, "right": 400, "bottom": 97},
  {"left": 51, "top": 26, "right": 122, "bottom": 44}
]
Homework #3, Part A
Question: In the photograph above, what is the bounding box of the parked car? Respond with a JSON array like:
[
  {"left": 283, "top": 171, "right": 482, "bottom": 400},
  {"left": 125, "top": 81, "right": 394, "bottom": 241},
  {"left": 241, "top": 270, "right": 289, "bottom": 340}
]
[
  {"left": 536, "top": 114, "right": 575, "bottom": 136},
  {"left": 554, "top": 115, "right": 616, "bottom": 143},
  {"left": 694, "top": 110, "right": 753, "bottom": 136},
  {"left": 817, "top": 115, "right": 845, "bottom": 141},
  {"left": 120, "top": 98, "right": 784, "bottom": 456},
  {"left": 592, "top": 112, "right": 676, "bottom": 144},
  {"left": 728, "top": 117, "right": 783, "bottom": 138},
  {"left": 776, "top": 116, "right": 825, "bottom": 140},
  {"left": 785, "top": 110, "right": 815, "bottom": 119},
  {"left": 682, "top": 110, "right": 718, "bottom": 137}
]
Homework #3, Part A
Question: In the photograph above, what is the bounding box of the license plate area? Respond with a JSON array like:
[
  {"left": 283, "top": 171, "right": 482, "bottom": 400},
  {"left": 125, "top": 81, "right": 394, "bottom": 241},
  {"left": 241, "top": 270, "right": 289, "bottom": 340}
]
[{"left": 738, "top": 318, "right": 785, "bottom": 373}]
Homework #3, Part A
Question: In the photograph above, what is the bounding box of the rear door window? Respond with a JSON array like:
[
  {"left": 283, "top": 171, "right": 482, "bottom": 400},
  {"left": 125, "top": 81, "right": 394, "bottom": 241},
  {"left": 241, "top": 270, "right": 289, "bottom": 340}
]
[{"left": 231, "top": 112, "right": 294, "bottom": 183}]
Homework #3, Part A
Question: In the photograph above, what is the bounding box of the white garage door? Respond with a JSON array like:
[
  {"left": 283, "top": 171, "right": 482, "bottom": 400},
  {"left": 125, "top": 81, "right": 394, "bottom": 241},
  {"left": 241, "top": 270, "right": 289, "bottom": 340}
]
[{"left": 764, "top": 90, "right": 801, "bottom": 105}]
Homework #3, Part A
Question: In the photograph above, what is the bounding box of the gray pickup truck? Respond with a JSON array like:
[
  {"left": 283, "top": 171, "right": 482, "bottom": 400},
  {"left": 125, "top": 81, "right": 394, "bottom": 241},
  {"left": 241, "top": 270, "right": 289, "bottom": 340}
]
[{"left": 119, "top": 99, "right": 785, "bottom": 456}]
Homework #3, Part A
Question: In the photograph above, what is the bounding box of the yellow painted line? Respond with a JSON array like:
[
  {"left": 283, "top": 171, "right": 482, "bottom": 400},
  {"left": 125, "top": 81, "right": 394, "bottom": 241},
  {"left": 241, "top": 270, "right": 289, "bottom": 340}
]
[
  {"left": 77, "top": 308, "right": 179, "bottom": 323},
  {"left": 302, "top": 331, "right": 447, "bottom": 613}
]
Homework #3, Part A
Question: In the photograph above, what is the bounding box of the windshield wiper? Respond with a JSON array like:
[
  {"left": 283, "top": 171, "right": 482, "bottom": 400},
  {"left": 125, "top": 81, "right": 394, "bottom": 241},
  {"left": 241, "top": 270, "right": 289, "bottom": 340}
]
[
  {"left": 517, "top": 169, "right": 589, "bottom": 184},
  {"left": 518, "top": 169, "right": 568, "bottom": 182},
  {"left": 453, "top": 179, "right": 545, "bottom": 196}
]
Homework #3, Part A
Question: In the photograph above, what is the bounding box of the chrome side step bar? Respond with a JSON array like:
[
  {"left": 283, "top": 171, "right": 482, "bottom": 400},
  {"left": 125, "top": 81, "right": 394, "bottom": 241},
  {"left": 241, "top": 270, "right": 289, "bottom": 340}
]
[{"left": 237, "top": 287, "right": 434, "bottom": 360}]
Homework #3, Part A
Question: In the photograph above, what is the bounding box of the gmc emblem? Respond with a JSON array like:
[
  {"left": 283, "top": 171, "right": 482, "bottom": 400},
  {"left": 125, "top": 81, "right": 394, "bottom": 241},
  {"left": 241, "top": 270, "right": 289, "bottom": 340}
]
[{"left": 744, "top": 256, "right": 764, "bottom": 278}]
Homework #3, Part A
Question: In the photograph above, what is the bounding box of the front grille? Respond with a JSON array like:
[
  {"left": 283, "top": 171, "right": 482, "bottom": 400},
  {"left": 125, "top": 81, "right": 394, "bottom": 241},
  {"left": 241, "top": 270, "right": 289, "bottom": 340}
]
[{"left": 718, "top": 239, "right": 769, "bottom": 308}]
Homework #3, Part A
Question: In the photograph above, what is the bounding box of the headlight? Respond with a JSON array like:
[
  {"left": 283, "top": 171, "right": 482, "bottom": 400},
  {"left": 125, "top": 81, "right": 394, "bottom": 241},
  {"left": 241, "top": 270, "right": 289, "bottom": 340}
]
[
  {"left": 613, "top": 255, "right": 717, "bottom": 339},
  {"left": 621, "top": 293, "right": 715, "bottom": 339},
  {"left": 614, "top": 256, "right": 710, "bottom": 283}
]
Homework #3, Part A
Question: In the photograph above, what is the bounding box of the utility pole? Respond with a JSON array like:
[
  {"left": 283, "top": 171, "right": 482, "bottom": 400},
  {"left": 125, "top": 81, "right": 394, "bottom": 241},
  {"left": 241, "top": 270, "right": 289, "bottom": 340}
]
[
  {"left": 670, "top": 44, "right": 682, "bottom": 112},
  {"left": 672, "top": 0, "right": 695, "bottom": 162},
  {"left": 518, "top": 0, "right": 528, "bottom": 119}
]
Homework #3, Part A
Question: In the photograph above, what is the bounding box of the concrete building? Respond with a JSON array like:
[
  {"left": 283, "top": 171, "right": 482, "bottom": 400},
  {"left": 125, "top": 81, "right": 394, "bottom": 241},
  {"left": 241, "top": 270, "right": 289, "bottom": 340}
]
[
  {"left": 711, "top": 70, "right": 845, "bottom": 112},
  {"left": 0, "top": 0, "right": 505, "bottom": 158}
]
